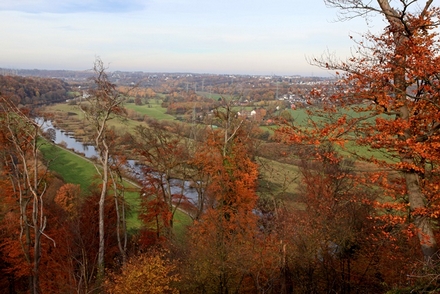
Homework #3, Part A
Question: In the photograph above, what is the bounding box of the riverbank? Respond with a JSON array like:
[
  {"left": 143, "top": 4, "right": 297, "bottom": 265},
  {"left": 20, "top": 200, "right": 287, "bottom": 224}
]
[{"left": 39, "top": 139, "right": 192, "bottom": 237}]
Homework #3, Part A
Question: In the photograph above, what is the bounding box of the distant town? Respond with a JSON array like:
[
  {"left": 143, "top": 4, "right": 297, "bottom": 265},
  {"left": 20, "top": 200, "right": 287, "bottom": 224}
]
[{"left": 0, "top": 67, "right": 337, "bottom": 110}]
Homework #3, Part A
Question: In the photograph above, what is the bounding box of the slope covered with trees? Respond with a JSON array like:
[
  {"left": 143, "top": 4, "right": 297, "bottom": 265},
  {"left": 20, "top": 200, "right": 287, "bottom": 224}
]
[{"left": 0, "top": 75, "right": 72, "bottom": 106}]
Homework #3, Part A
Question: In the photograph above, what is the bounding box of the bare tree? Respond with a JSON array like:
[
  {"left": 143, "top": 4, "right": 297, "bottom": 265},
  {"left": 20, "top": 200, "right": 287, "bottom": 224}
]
[
  {"left": 79, "top": 58, "right": 127, "bottom": 279},
  {"left": 134, "top": 121, "right": 189, "bottom": 231},
  {"left": 0, "top": 96, "right": 54, "bottom": 293}
]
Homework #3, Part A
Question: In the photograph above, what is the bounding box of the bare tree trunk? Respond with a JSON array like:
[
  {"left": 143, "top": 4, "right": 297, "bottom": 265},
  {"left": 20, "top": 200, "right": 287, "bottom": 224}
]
[
  {"left": 97, "top": 145, "right": 109, "bottom": 279},
  {"left": 404, "top": 165, "right": 438, "bottom": 260},
  {"left": 110, "top": 169, "right": 127, "bottom": 265},
  {"left": 400, "top": 106, "right": 438, "bottom": 261},
  {"left": 81, "top": 58, "right": 127, "bottom": 282},
  {"left": 1, "top": 99, "right": 51, "bottom": 293},
  {"left": 31, "top": 126, "right": 44, "bottom": 294}
]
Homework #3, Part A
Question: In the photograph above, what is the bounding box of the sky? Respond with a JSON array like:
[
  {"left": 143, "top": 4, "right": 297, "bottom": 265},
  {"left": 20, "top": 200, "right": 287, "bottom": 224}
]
[{"left": 0, "top": 0, "right": 386, "bottom": 76}]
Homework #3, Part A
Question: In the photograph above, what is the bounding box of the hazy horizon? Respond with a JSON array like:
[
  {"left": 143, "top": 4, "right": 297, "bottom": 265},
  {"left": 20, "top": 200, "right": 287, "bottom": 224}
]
[
  {"left": 0, "top": 0, "right": 384, "bottom": 76},
  {"left": 0, "top": 66, "right": 338, "bottom": 78}
]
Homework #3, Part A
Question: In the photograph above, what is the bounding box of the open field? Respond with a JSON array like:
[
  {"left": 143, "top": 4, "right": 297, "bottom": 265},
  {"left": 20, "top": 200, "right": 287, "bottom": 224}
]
[
  {"left": 196, "top": 91, "right": 232, "bottom": 101},
  {"left": 124, "top": 100, "right": 176, "bottom": 120},
  {"left": 40, "top": 140, "right": 98, "bottom": 192},
  {"left": 41, "top": 103, "right": 145, "bottom": 135},
  {"left": 257, "top": 156, "right": 299, "bottom": 198},
  {"left": 284, "top": 106, "right": 399, "bottom": 164}
]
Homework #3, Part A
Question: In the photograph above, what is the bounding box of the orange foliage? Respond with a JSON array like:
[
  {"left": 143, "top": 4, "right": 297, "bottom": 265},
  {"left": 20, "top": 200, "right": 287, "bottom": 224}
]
[
  {"left": 276, "top": 7, "right": 440, "bottom": 262},
  {"left": 138, "top": 196, "right": 172, "bottom": 248},
  {"left": 105, "top": 250, "right": 180, "bottom": 294},
  {"left": 183, "top": 120, "right": 282, "bottom": 292}
]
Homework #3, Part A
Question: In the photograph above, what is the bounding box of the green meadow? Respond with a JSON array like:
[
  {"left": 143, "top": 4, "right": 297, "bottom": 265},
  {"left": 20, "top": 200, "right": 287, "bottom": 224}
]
[
  {"left": 43, "top": 103, "right": 144, "bottom": 133},
  {"left": 124, "top": 101, "right": 176, "bottom": 120},
  {"left": 286, "top": 106, "right": 397, "bottom": 163},
  {"left": 40, "top": 140, "right": 97, "bottom": 192},
  {"left": 196, "top": 91, "right": 232, "bottom": 101}
]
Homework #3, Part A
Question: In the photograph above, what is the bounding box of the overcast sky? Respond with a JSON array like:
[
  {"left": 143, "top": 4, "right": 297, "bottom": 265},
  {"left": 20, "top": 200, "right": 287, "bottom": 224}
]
[{"left": 0, "top": 0, "right": 385, "bottom": 76}]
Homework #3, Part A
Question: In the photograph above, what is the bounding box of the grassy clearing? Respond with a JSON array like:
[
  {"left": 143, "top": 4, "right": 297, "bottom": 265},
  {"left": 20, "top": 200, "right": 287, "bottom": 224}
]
[
  {"left": 285, "top": 106, "right": 399, "bottom": 163},
  {"left": 288, "top": 105, "right": 383, "bottom": 126},
  {"left": 196, "top": 91, "right": 232, "bottom": 101},
  {"left": 40, "top": 140, "right": 97, "bottom": 192},
  {"left": 121, "top": 183, "right": 142, "bottom": 231},
  {"left": 339, "top": 141, "right": 399, "bottom": 164},
  {"left": 290, "top": 108, "right": 314, "bottom": 124},
  {"left": 173, "top": 210, "right": 193, "bottom": 242},
  {"left": 43, "top": 103, "right": 84, "bottom": 117},
  {"left": 124, "top": 101, "right": 176, "bottom": 120},
  {"left": 42, "top": 103, "right": 144, "bottom": 134},
  {"left": 257, "top": 156, "right": 299, "bottom": 198}
]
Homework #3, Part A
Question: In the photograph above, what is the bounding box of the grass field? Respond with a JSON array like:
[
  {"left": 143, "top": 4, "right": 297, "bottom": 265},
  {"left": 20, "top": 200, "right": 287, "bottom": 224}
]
[
  {"left": 43, "top": 103, "right": 83, "bottom": 117},
  {"left": 196, "top": 91, "right": 232, "bottom": 101},
  {"left": 257, "top": 156, "right": 299, "bottom": 197},
  {"left": 42, "top": 103, "right": 145, "bottom": 134},
  {"left": 284, "top": 106, "right": 398, "bottom": 163},
  {"left": 40, "top": 140, "right": 98, "bottom": 192},
  {"left": 124, "top": 101, "right": 176, "bottom": 120}
]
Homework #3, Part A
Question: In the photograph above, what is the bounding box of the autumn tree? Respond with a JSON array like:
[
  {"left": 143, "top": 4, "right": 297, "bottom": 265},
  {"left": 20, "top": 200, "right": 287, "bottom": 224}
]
[
  {"left": 134, "top": 120, "right": 190, "bottom": 235},
  {"left": 38, "top": 182, "right": 79, "bottom": 293},
  {"left": 79, "top": 58, "right": 127, "bottom": 278},
  {"left": 183, "top": 100, "right": 282, "bottom": 293},
  {"left": 32, "top": 181, "right": 123, "bottom": 293},
  {"left": 279, "top": 0, "right": 440, "bottom": 264},
  {"left": 0, "top": 96, "right": 54, "bottom": 293},
  {"left": 0, "top": 75, "right": 71, "bottom": 105},
  {"left": 185, "top": 136, "right": 216, "bottom": 220},
  {"left": 105, "top": 250, "right": 180, "bottom": 294},
  {"left": 275, "top": 144, "right": 404, "bottom": 293}
]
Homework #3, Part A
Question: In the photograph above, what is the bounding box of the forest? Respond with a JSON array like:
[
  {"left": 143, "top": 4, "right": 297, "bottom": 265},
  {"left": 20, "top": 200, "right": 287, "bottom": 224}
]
[
  {"left": 0, "top": 75, "right": 72, "bottom": 106},
  {"left": 1, "top": 1, "right": 440, "bottom": 293}
]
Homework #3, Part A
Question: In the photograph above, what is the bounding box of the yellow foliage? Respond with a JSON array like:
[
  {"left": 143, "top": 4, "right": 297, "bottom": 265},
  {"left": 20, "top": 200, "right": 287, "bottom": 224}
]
[
  {"left": 105, "top": 251, "right": 180, "bottom": 294},
  {"left": 54, "top": 183, "right": 81, "bottom": 217}
]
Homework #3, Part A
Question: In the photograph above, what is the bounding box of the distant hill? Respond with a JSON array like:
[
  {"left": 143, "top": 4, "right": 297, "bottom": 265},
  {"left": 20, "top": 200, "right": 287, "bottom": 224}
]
[
  {"left": 0, "top": 68, "right": 93, "bottom": 80},
  {"left": 0, "top": 75, "right": 73, "bottom": 105}
]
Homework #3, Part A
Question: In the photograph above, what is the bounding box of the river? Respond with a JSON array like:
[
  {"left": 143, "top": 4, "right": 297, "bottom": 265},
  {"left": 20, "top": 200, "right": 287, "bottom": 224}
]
[
  {"left": 37, "top": 118, "right": 98, "bottom": 158},
  {"left": 36, "top": 118, "right": 199, "bottom": 203}
]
